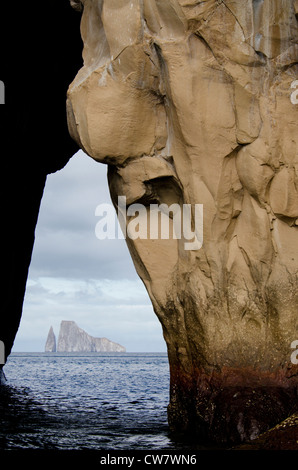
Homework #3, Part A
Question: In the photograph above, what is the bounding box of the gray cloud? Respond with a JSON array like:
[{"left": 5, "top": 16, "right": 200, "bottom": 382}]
[
  {"left": 30, "top": 151, "right": 137, "bottom": 280},
  {"left": 14, "top": 151, "right": 166, "bottom": 353}
]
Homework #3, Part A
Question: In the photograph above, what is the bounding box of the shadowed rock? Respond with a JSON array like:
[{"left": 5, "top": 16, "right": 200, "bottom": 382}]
[{"left": 0, "top": 1, "right": 83, "bottom": 365}]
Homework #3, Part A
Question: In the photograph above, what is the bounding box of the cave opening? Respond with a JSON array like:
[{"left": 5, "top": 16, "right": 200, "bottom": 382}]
[{"left": 13, "top": 151, "right": 165, "bottom": 354}]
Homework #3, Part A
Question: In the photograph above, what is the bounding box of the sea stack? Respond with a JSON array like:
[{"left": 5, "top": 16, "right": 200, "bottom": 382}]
[
  {"left": 45, "top": 321, "right": 126, "bottom": 353},
  {"left": 45, "top": 326, "right": 56, "bottom": 353}
]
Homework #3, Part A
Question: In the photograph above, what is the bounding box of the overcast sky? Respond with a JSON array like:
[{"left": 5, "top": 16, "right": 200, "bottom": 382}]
[{"left": 13, "top": 150, "right": 166, "bottom": 353}]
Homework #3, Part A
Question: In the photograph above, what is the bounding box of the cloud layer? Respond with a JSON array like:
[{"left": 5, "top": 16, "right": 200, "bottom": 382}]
[{"left": 14, "top": 151, "right": 166, "bottom": 352}]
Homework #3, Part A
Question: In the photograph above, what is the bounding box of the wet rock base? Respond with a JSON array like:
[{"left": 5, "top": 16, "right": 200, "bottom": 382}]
[{"left": 167, "top": 366, "right": 298, "bottom": 447}]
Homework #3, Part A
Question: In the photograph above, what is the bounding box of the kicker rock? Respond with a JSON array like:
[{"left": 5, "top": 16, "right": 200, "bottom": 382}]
[
  {"left": 57, "top": 321, "right": 126, "bottom": 353},
  {"left": 45, "top": 326, "right": 56, "bottom": 353},
  {"left": 67, "top": 0, "right": 298, "bottom": 444}
]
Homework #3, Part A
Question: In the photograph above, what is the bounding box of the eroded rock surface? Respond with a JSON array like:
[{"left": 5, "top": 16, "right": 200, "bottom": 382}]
[
  {"left": 67, "top": 0, "right": 298, "bottom": 444},
  {"left": 233, "top": 412, "right": 298, "bottom": 450}
]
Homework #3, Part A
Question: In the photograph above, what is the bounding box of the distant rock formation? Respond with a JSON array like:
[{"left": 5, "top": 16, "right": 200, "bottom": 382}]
[
  {"left": 45, "top": 326, "right": 56, "bottom": 352},
  {"left": 45, "top": 321, "right": 126, "bottom": 353}
]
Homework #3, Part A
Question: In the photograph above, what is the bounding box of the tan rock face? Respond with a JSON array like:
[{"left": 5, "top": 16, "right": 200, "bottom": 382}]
[{"left": 67, "top": 0, "right": 298, "bottom": 444}]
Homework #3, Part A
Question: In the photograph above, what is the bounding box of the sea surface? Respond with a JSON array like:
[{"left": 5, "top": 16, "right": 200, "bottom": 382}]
[{"left": 0, "top": 352, "right": 199, "bottom": 453}]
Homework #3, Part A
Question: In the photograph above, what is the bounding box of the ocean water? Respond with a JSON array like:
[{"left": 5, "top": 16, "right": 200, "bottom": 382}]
[{"left": 0, "top": 352, "right": 193, "bottom": 452}]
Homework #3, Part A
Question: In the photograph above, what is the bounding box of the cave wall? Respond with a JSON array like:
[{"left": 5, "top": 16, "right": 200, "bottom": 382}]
[{"left": 0, "top": 1, "right": 82, "bottom": 361}]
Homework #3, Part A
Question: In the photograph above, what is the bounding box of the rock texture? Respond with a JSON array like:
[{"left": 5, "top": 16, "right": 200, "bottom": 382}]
[
  {"left": 67, "top": 0, "right": 298, "bottom": 444},
  {"left": 56, "top": 321, "right": 126, "bottom": 353},
  {"left": 45, "top": 326, "right": 56, "bottom": 353},
  {"left": 233, "top": 412, "right": 298, "bottom": 450}
]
